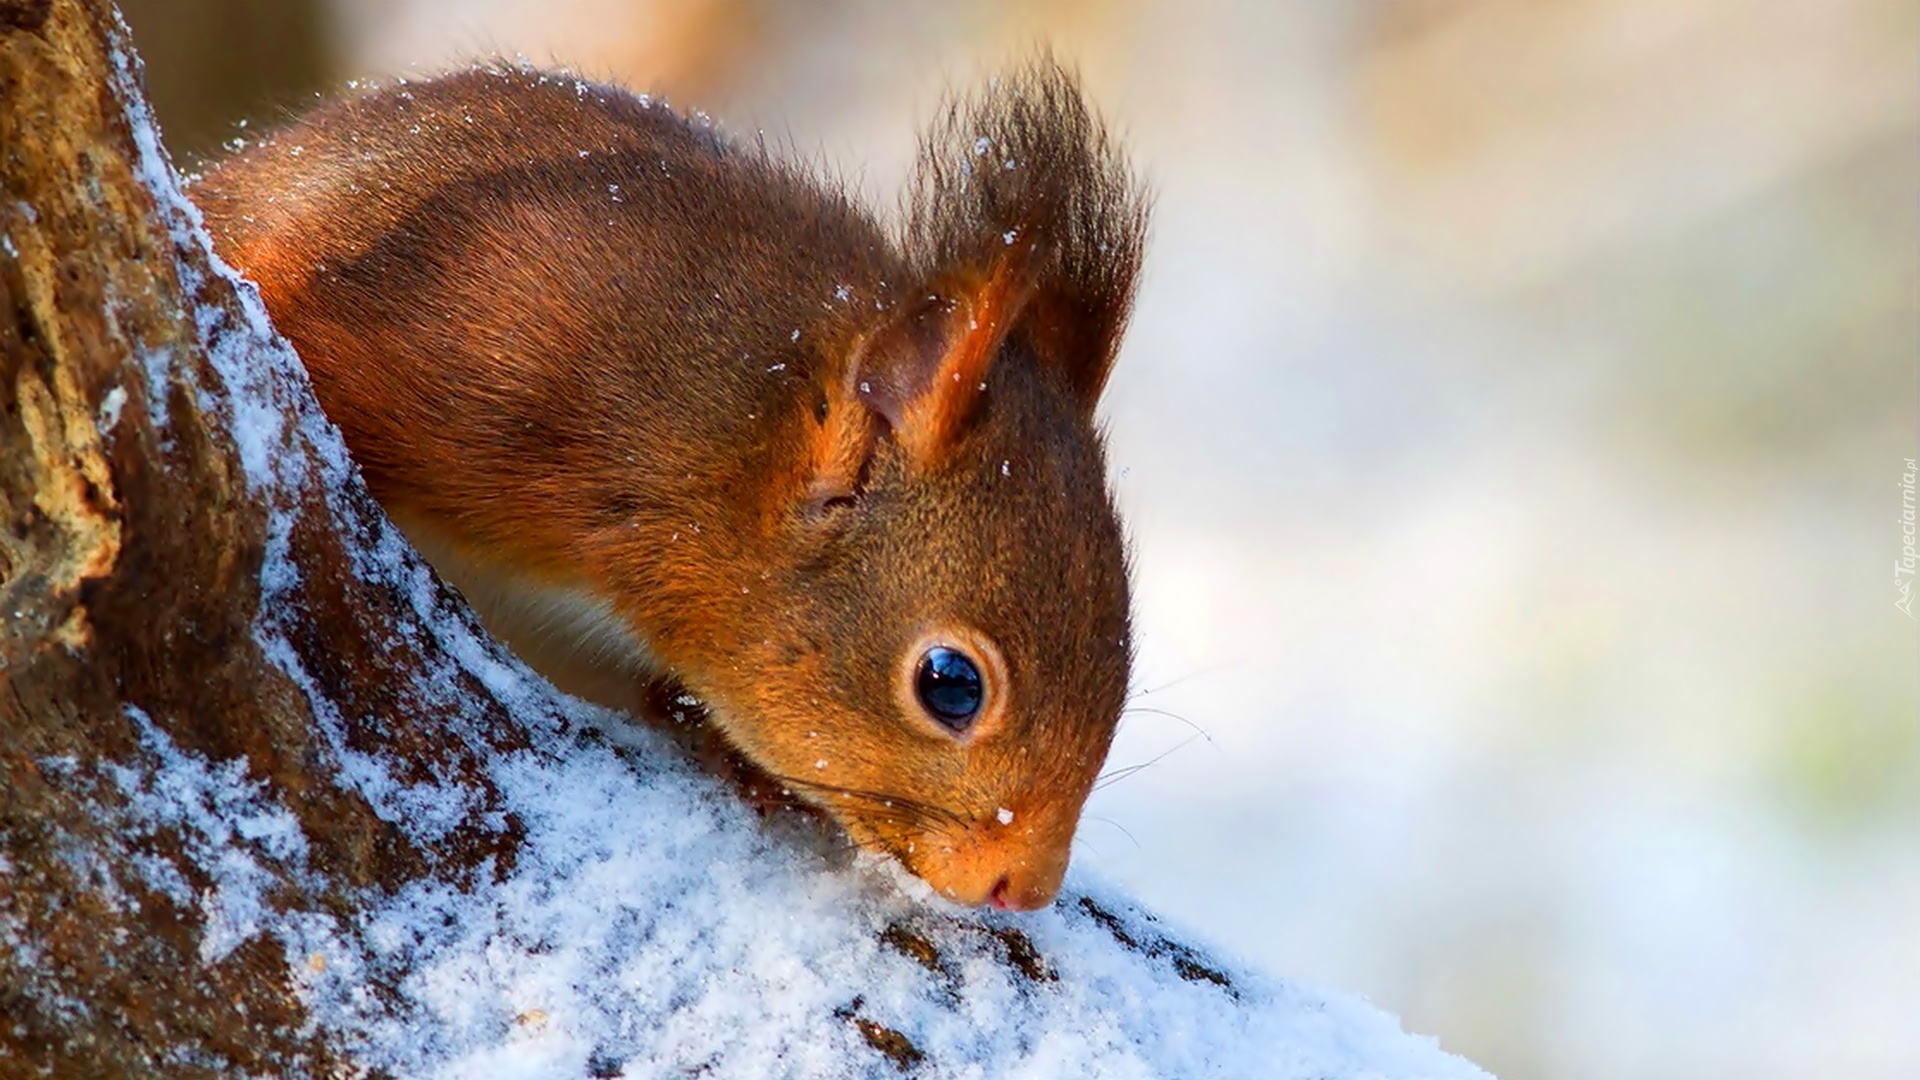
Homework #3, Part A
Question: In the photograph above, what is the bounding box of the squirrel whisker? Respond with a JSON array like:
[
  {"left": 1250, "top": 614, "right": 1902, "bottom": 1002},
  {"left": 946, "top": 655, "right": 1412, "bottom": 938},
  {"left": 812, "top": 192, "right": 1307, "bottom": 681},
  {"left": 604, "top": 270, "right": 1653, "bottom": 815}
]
[
  {"left": 1118, "top": 705, "right": 1216, "bottom": 745},
  {"left": 1092, "top": 732, "right": 1207, "bottom": 792},
  {"left": 770, "top": 774, "right": 963, "bottom": 830}
]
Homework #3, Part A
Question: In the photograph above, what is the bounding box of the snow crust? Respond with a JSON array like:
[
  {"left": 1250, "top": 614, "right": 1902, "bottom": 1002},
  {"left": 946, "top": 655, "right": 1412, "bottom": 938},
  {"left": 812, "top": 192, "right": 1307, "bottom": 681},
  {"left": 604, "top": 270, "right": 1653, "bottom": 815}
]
[{"left": 85, "top": 26, "right": 1493, "bottom": 1080}]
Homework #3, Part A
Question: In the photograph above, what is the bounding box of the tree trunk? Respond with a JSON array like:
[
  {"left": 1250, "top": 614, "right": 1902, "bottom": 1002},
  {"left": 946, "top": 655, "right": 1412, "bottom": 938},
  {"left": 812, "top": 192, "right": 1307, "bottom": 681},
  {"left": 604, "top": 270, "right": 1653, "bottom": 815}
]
[
  {"left": 2, "top": 1, "right": 528, "bottom": 1072},
  {"left": 0, "top": 2, "right": 1487, "bottom": 1077}
]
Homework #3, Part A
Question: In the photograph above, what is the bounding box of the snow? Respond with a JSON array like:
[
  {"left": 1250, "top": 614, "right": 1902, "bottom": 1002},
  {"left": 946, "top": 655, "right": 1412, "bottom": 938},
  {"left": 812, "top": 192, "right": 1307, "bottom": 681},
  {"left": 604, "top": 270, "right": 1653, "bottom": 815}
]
[
  {"left": 85, "top": 23, "right": 1492, "bottom": 1080},
  {"left": 105, "top": 706, "right": 312, "bottom": 965},
  {"left": 96, "top": 384, "right": 128, "bottom": 432}
]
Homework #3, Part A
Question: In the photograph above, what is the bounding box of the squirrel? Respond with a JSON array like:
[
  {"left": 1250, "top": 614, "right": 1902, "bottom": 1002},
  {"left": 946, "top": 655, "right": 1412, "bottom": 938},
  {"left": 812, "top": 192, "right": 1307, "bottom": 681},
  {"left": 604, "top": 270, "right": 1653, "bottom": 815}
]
[{"left": 191, "top": 57, "right": 1148, "bottom": 912}]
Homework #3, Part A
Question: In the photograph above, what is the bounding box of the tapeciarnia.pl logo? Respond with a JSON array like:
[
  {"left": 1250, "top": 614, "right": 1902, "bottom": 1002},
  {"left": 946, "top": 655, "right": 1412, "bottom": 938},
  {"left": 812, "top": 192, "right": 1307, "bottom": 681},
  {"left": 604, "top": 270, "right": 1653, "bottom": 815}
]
[{"left": 1898, "top": 458, "right": 1916, "bottom": 619}]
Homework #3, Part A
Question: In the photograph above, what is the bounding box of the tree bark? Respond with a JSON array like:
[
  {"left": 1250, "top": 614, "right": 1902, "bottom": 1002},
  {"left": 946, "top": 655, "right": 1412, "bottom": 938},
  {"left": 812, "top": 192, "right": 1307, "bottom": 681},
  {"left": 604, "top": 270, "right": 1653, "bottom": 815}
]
[{"left": 3, "top": 1, "right": 532, "bottom": 1073}]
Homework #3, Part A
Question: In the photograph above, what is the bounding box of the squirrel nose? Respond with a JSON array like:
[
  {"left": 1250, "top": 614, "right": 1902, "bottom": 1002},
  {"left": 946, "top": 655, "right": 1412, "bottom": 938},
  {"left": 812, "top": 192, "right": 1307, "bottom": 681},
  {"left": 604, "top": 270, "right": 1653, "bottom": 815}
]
[
  {"left": 988, "top": 874, "right": 1057, "bottom": 912},
  {"left": 930, "top": 863, "right": 1059, "bottom": 911},
  {"left": 910, "top": 821, "right": 1069, "bottom": 911}
]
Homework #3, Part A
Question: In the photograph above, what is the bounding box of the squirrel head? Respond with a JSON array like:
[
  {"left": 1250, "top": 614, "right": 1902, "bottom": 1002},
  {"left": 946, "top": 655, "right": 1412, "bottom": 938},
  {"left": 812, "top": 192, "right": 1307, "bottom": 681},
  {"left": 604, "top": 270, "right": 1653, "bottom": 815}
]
[{"left": 699, "top": 59, "right": 1147, "bottom": 911}]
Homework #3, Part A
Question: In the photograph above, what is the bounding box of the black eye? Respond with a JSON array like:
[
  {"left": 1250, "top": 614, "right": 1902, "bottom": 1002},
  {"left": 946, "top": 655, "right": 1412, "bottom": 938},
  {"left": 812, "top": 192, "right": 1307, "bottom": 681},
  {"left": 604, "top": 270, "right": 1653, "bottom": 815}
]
[{"left": 915, "top": 646, "right": 983, "bottom": 732}]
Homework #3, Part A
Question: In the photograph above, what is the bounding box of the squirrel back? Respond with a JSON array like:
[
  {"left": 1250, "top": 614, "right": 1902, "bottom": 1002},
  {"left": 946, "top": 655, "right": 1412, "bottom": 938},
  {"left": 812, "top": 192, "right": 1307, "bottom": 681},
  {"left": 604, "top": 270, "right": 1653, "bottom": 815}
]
[{"left": 194, "top": 59, "right": 1149, "bottom": 911}]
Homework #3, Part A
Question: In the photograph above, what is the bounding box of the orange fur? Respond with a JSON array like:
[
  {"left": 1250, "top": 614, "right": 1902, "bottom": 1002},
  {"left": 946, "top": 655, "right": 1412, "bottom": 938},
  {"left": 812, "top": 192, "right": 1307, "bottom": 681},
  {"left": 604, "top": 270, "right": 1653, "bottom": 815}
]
[
  {"left": 192, "top": 59, "right": 1148, "bottom": 910},
  {"left": 891, "top": 250, "right": 1036, "bottom": 462}
]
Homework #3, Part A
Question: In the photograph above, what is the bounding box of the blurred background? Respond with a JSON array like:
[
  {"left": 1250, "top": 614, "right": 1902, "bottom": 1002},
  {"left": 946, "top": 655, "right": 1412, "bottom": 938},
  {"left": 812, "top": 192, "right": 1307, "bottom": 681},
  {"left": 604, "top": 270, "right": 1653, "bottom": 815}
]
[{"left": 121, "top": 2, "right": 1918, "bottom": 1077}]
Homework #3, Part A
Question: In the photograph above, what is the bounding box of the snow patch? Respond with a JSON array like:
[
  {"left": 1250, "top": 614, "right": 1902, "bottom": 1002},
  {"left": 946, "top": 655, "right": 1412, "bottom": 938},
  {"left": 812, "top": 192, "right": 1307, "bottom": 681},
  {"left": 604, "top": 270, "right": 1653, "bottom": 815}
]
[
  {"left": 96, "top": 385, "right": 128, "bottom": 433},
  {"left": 104, "top": 706, "right": 311, "bottom": 964}
]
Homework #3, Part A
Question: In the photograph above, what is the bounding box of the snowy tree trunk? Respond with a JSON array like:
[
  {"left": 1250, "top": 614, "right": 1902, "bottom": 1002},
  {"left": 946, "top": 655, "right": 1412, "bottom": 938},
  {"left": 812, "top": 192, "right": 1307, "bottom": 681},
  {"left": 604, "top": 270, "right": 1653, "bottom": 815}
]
[
  {"left": 2, "top": 1, "right": 515, "bottom": 1072},
  {"left": 0, "top": 2, "right": 1488, "bottom": 1077}
]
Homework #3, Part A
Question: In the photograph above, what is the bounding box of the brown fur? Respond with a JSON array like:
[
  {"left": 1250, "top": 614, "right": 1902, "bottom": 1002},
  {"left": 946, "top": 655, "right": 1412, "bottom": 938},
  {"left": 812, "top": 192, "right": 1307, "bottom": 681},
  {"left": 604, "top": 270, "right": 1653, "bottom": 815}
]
[{"left": 191, "top": 57, "right": 1148, "bottom": 911}]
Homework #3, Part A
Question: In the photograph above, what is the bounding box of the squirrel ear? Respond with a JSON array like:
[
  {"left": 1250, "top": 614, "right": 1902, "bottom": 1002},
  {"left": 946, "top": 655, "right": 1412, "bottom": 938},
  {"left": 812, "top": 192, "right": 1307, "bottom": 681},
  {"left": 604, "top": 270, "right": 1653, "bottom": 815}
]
[
  {"left": 898, "top": 57, "right": 1149, "bottom": 417},
  {"left": 852, "top": 249, "right": 1034, "bottom": 463},
  {"left": 801, "top": 251, "right": 1028, "bottom": 510}
]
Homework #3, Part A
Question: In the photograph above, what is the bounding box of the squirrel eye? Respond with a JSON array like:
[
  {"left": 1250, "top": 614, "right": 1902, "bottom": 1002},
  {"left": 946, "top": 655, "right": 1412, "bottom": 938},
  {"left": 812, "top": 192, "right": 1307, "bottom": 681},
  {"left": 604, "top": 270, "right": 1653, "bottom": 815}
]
[{"left": 915, "top": 646, "right": 983, "bottom": 732}]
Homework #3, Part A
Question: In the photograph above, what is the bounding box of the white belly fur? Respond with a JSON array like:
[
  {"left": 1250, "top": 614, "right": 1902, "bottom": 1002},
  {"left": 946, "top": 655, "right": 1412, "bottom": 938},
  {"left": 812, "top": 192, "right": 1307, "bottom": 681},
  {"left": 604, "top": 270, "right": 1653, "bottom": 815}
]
[{"left": 397, "top": 517, "right": 661, "bottom": 712}]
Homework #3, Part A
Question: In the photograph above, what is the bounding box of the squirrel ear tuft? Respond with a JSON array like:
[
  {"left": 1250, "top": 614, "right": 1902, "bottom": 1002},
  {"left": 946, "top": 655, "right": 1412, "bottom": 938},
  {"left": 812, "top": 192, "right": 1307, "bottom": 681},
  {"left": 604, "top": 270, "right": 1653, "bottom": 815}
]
[
  {"left": 851, "top": 248, "right": 1035, "bottom": 463},
  {"left": 900, "top": 54, "right": 1149, "bottom": 412},
  {"left": 813, "top": 56, "right": 1147, "bottom": 487}
]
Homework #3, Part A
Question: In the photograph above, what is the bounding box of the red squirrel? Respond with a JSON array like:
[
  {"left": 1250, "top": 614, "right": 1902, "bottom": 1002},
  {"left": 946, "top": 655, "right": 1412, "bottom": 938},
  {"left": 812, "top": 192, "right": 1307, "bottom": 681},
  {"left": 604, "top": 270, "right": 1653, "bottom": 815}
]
[{"left": 191, "top": 58, "right": 1147, "bottom": 912}]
